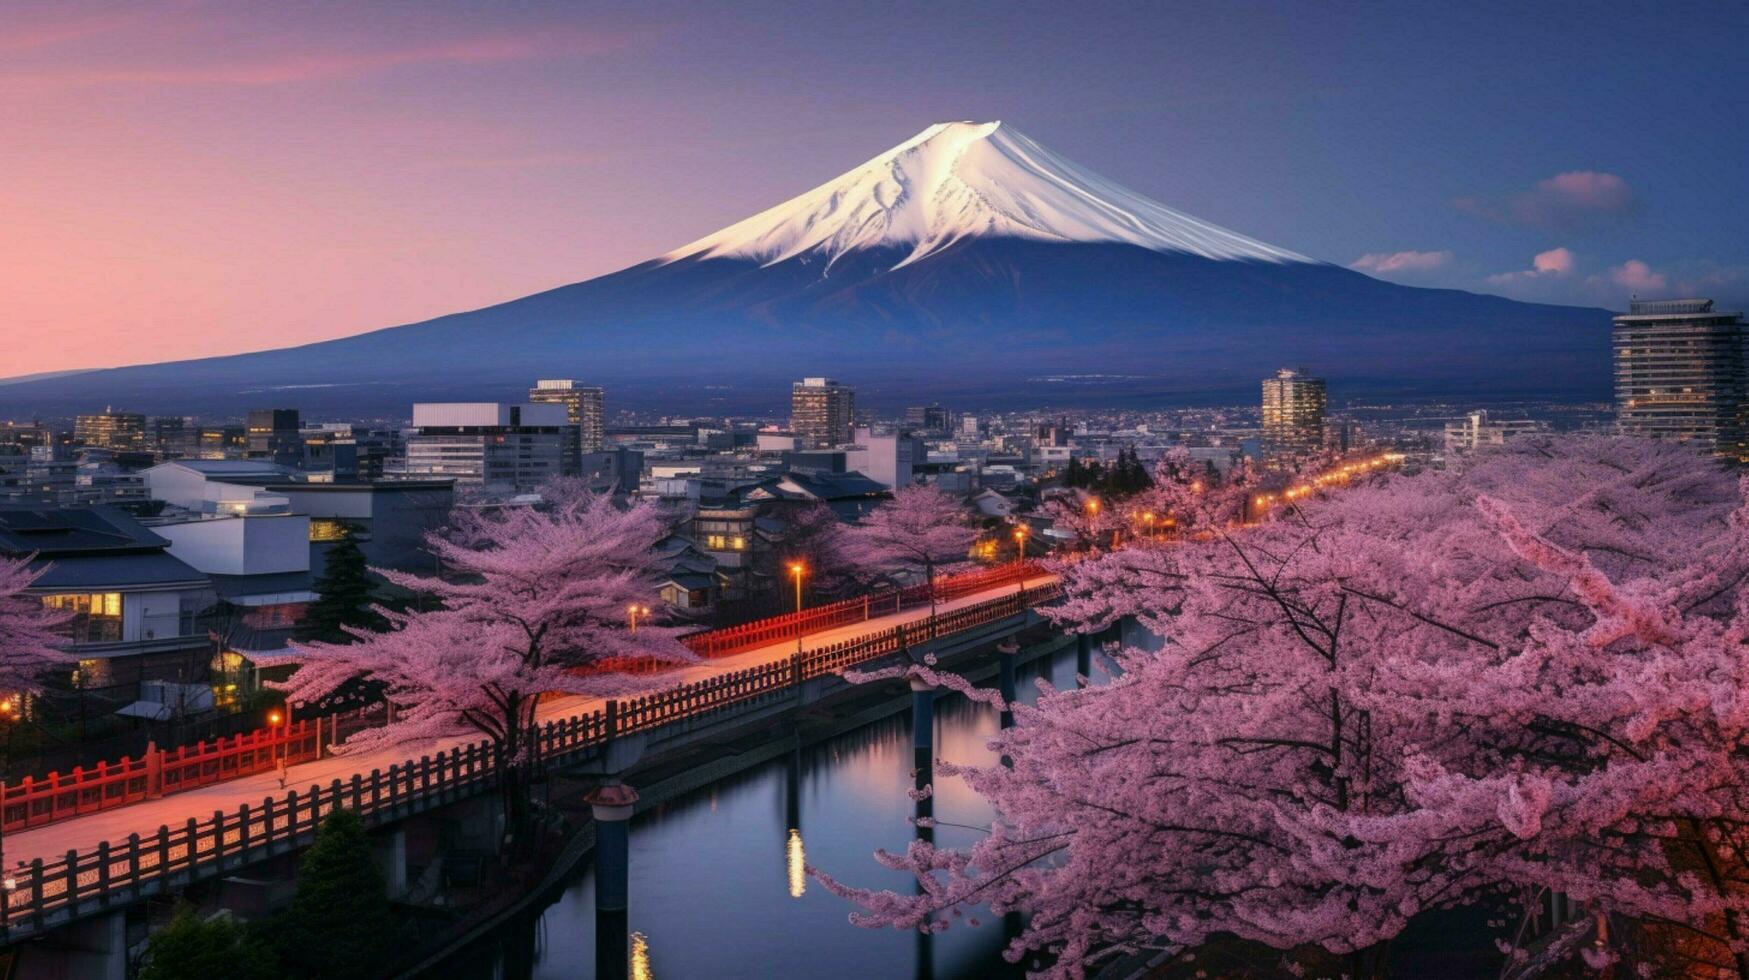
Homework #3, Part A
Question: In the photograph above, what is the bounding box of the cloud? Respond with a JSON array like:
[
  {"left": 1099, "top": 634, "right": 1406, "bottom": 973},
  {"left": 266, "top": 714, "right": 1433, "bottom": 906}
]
[
  {"left": 1350, "top": 250, "right": 1453, "bottom": 275},
  {"left": 1607, "top": 259, "right": 1668, "bottom": 293},
  {"left": 1485, "top": 247, "right": 1577, "bottom": 286},
  {"left": 1455, "top": 171, "right": 1639, "bottom": 232}
]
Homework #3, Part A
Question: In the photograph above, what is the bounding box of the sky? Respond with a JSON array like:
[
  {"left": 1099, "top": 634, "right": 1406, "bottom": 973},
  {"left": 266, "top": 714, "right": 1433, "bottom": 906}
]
[{"left": 3, "top": 0, "right": 1745, "bottom": 378}]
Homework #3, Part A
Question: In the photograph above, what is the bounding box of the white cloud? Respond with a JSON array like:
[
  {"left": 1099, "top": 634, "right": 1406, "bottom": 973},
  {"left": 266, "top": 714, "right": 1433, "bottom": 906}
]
[{"left": 1485, "top": 247, "right": 1577, "bottom": 286}]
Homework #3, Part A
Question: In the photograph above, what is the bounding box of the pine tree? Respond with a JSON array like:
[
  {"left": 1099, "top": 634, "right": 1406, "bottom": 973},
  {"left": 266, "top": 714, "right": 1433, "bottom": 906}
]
[
  {"left": 274, "top": 809, "right": 393, "bottom": 980},
  {"left": 299, "top": 532, "right": 386, "bottom": 644}
]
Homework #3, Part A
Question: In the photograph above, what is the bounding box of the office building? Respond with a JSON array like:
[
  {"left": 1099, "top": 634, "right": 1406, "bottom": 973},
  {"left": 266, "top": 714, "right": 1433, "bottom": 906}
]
[
  {"left": 1261, "top": 368, "right": 1328, "bottom": 461},
  {"left": 1613, "top": 298, "right": 1748, "bottom": 460},
  {"left": 790, "top": 377, "right": 855, "bottom": 448},
  {"left": 905, "top": 404, "right": 952, "bottom": 433},
  {"left": 75, "top": 410, "right": 146, "bottom": 451},
  {"left": 198, "top": 426, "right": 247, "bottom": 460},
  {"left": 529, "top": 380, "right": 607, "bottom": 468},
  {"left": 846, "top": 426, "right": 924, "bottom": 490},
  {"left": 400, "top": 403, "right": 566, "bottom": 491},
  {"left": 246, "top": 409, "right": 303, "bottom": 467}
]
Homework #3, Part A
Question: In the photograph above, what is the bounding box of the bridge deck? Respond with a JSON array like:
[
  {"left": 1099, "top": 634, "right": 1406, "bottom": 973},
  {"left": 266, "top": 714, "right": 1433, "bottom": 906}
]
[{"left": 3, "top": 574, "right": 1057, "bottom": 872}]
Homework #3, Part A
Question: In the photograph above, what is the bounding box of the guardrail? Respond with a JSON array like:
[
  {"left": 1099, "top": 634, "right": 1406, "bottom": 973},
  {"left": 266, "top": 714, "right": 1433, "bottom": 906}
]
[
  {"left": 0, "top": 576, "right": 1060, "bottom": 939},
  {"left": 0, "top": 723, "right": 322, "bottom": 836}
]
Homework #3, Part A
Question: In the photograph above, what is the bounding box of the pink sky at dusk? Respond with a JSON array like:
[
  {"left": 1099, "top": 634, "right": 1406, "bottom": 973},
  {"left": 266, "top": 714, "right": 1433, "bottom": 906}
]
[{"left": 0, "top": 3, "right": 693, "bottom": 377}]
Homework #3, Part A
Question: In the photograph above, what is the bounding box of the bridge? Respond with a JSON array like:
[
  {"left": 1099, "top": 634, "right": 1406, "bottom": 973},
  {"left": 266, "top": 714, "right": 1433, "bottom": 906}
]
[{"left": 0, "top": 563, "right": 1064, "bottom": 961}]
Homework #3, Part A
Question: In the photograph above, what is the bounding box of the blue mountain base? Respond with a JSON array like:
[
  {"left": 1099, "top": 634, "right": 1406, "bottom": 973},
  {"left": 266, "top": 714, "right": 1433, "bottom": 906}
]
[{"left": 0, "top": 239, "right": 1611, "bottom": 417}]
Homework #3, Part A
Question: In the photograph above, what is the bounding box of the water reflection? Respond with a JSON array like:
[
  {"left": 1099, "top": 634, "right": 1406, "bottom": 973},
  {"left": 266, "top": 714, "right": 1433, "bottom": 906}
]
[{"left": 459, "top": 642, "right": 1110, "bottom": 980}]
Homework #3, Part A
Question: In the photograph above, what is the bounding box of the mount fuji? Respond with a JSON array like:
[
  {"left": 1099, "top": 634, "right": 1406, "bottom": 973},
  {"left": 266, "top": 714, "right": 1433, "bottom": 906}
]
[{"left": 1, "top": 121, "right": 1608, "bottom": 416}]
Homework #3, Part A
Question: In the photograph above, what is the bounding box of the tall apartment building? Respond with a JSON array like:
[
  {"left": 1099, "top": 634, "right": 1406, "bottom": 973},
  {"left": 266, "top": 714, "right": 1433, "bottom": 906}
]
[
  {"left": 528, "top": 379, "right": 606, "bottom": 456},
  {"left": 246, "top": 409, "right": 302, "bottom": 468},
  {"left": 791, "top": 378, "right": 856, "bottom": 448},
  {"left": 399, "top": 403, "right": 566, "bottom": 491},
  {"left": 74, "top": 410, "right": 146, "bottom": 451},
  {"left": 1613, "top": 298, "right": 1748, "bottom": 460},
  {"left": 1261, "top": 368, "right": 1328, "bottom": 462}
]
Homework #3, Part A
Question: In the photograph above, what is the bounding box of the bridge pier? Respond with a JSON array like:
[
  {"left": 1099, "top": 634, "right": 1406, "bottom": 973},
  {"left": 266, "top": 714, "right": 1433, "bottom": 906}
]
[
  {"left": 16, "top": 909, "right": 128, "bottom": 980},
  {"left": 1076, "top": 632, "right": 1092, "bottom": 687},
  {"left": 374, "top": 825, "right": 408, "bottom": 899},
  {"left": 588, "top": 781, "right": 639, "bottom": 980},
  {"left": 909, "top": 675, "right": 934, "bottom": 836},
  {"left": 997, "top": 638, "right": 1019, "bottom": 768}
]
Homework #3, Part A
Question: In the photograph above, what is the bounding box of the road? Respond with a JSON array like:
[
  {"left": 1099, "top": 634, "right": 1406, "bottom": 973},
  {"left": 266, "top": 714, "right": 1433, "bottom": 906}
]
[{"left": 2, "top": 573, "right": 1057, "bottom": 872}]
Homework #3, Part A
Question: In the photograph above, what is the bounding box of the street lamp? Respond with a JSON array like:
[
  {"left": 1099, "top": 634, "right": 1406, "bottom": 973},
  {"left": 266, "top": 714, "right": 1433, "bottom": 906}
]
[
  {"left": 1011, "top": 525, "right": 1029, "bottom": 591},
  {"left": 626, "top": 604, "right": 650, "bottom": 636},
  {"left": 1141, "top": 511, "right": 1156, "bottom": 540},
  {"left": 788, "top": 562, "right": 807, "bottom": 654}
]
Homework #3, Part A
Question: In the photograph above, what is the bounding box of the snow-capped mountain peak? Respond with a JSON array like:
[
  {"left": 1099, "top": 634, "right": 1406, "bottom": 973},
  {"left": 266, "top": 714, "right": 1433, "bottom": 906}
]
[{"left": 661, "top": 120, "right": 1310, "bottom": 269}]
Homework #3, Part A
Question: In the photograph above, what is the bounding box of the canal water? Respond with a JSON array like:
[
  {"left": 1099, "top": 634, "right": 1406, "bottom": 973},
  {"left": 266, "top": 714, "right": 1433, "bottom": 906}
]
[{"left": 458, "top": 640, "right": 1115, "bottom": 979}]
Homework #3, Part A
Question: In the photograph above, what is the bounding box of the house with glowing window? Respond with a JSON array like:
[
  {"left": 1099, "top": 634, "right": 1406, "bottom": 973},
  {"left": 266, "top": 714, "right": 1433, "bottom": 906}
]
[{"left": 0, "top": 505, "right": 216, "bottom": 722}]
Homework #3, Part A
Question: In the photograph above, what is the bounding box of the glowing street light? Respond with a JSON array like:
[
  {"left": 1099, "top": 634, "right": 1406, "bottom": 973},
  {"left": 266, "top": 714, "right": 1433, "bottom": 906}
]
[
  {"left": 789, "top": 562, "right": 807, "bottom": 654},
  {"left": 626, "top": 603, "right": 650, "bottom": 636}
]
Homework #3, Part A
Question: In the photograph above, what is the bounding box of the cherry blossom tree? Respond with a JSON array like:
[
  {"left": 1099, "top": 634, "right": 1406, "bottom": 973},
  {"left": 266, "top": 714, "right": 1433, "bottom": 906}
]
[
  {"left": 1131, "top": 448, "right": 1262, "bottom": 538},
  {"left": 275, "top": 491, "right": 692, "bottom": 837},
  {"left": 0, "top": 555, "right": 72, "bottom": 696},
  {"left": 817, "top": 436, "right": 1749, "bottom": 977},
  {"left": 838, "top": 486, "right": 979, "bottom": 619}
]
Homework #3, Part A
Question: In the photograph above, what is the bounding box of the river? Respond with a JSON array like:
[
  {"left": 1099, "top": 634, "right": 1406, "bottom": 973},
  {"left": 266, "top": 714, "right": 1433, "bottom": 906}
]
[{"left": 455, "top": 639, "right": 1113, "bottom": 979}]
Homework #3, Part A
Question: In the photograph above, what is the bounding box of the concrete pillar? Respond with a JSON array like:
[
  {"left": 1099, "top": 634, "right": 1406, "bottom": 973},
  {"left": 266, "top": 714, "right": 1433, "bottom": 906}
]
[
  {"left": 909, "top": 676, "right": 934, "bottom": 841},
  {"left": 20, "top": 909, "right": 128, "bottom": 980},
  {"left": 588, "top": 781, "right": 639, "bottom": 980},
  {"left": 375, "top": 825, "right": 407, "bottom": 899},
  {"left": 1075, "top": 632, "right": 1092, "bottom": 688},
  {"left": 996, "top": 638, "right": 1019, "bottom": 769}
]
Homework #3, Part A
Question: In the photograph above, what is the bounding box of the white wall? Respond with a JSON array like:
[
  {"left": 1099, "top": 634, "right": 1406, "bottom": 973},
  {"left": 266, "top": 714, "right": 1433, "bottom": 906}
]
[{"left": 154, "top": 514, "right": 310, "bottom": 576}]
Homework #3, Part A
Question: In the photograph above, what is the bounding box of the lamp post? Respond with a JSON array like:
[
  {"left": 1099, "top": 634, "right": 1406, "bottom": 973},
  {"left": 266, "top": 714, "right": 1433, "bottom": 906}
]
[
  {"left": 788, "top": 562, "right": 806, "bottom": 655},
  {"left": 268, "top": 706, "right": 288, "bottom": 786},
  {"left": 1011, "top": 525, "right": 1028, "bottom": 592},
  {"left": 1141, "top": 511, "right": 1156, "bottom": 541},
  {"left": 0, "top": 696, "right": 16, "bottom": 902},
  {"left": 1084, "top": 497, "right": 1102, "bottom": 552},
  {"left": 626, "top": 604, "right": 649, "bottom": 637}
]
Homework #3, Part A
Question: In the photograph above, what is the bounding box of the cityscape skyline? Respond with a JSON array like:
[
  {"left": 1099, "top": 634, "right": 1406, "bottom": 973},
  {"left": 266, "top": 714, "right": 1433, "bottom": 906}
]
[{"left": 3, "top": 1, "right": 1746, "bottom": 378}]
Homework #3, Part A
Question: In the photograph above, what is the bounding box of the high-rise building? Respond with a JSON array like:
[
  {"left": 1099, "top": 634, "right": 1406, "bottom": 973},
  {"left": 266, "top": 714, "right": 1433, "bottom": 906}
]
[
  {"left": 151, "top": 417, "right": 194, "bottom": 458},
  {"left": 1613, "top": 298, "right": 1748, "bottom": 460},
  {"left": 74, "top": 410, "right": 146, "bottom": 451},
  {"left": 246, "top": 409, "right": 303, "bottom": 467},
  {"left": 528, "top": 379, "right": 606, "bottom": 458},
  {"left": 1261, "top": 368, "right": 1328, "bottom": 461},
  {"left": 905, "top": 403, "right": 951, "bottom": 433},
  {"left": 790, "top": 377, "right": 855, "bottom": 448},
  {"left": 399, "top": 403, "right": 567, "bottom": 490}
]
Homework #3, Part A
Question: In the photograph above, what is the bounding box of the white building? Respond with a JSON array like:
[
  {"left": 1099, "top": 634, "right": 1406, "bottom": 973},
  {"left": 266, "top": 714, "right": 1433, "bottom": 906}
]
[
  {"left": 400, "top": 403, "right": 567, "bottom": 490},
  {"left": 844, "top": 426, "right": 922, "bottom": 490},
  {"left": 1443, "top": 411, "right": 1546, "bottom": 457}
]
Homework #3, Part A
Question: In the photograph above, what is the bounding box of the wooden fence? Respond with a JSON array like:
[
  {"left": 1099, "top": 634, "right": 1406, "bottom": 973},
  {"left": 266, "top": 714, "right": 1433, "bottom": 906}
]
[{"left": 0, "top": 575, "right": 1060, "bottom": 938}]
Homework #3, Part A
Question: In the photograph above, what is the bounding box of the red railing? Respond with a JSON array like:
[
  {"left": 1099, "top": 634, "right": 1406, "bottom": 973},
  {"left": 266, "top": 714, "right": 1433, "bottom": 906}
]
[
  {"left": 0, "top": 562, "right": 1048, "bottom": 839},
  {"left": 680, "top": 561, "right": 1048, "bottom": 658},
  {"left": 0, "top": 722, "right": 321, "bottom": 836},
  {"left": 0, "top": 577, "right": 1063, "bottom": 938}
]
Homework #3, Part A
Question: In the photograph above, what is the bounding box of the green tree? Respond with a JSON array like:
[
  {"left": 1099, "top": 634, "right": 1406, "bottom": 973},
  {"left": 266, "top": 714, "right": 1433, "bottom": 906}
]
[
  {"left": 274, "top": 809, "right": 393, "bottom": 980},
  {"left": 299, "top": 532, "right": 387, "bottom": 644},
  {"left": 140, "top": 906, "right": 279, "bottom": 980}
]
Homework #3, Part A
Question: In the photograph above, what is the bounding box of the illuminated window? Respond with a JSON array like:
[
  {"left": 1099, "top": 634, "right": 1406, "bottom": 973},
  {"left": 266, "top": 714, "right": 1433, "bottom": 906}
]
[
  {"left": 44, "top": 593, "right": 123, "bottom": 643},
  {"left": 309, "top": 519, "right": 352, "bottom": 542}
]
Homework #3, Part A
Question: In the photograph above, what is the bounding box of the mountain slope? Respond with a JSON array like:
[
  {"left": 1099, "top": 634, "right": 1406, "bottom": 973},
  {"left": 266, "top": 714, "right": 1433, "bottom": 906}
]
[
  {"left": 0, "top": 122, "right": 1611, "bottom": 417},
  {"left": 663, "top": 121, "right": 1307, "bottom": 269}
]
